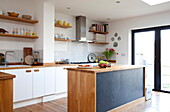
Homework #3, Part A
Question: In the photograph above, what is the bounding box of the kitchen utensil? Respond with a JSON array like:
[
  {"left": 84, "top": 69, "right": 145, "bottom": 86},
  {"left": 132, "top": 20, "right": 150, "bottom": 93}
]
[
  {"left": 33, "top": 51, "right": 39, "bottom": 65},
  {"left": 65, "top": 59, "right": 70, "bottom": 64},
  {"left": 25, "top": 55, "right": 33, "bottom": 65},
  {"left": 0, "top": 10, "right": 4, "bottom": 15},
  {"left": 7, "top": 12, "right": 19, "bottom": 17},
  {"left": 0, "top": 53, "right": 4, "bottom": 65},
  {"left": 87, "top": 53, "right": 97, "bottom": 62},
  {"left": 22, "top": 15, "right": 32, "bottom": 20},
  {"left": 0, "top": 28, "right": 8, "bottom": 34},
  {"left": 31, "top": 32, "right": 36, "bottom": 36},
  {"left": 55, "top": 33, "right": 60, "bottom": 38}
]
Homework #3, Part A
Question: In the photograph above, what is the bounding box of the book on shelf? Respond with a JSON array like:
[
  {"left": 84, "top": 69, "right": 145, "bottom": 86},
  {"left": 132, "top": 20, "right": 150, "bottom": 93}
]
[{"left": 91, "top": 24, "right": 108, "bottom": 32}]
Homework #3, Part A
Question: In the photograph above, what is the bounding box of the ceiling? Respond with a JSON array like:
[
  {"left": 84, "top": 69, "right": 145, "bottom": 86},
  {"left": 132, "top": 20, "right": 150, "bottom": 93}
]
[{"left": 49, "top": 0, "right": 170, "bottom": 22}]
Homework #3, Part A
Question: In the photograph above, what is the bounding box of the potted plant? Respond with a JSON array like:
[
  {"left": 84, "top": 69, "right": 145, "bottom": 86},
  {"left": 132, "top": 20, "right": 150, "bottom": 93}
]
[{"left": 102, "top": 48, "right": 116, "bottom": 61}]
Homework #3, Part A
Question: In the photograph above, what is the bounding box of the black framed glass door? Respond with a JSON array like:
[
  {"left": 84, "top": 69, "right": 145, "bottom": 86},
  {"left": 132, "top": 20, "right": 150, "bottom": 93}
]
[
  {"left": 161, "top": 29, "right": 170, "bottom": 92},
  {"left": 132, "top": 30, "right": 155, "bottom": 89},
  {"left": 132, "top": 25, "right": 170, "bottom": 93}
]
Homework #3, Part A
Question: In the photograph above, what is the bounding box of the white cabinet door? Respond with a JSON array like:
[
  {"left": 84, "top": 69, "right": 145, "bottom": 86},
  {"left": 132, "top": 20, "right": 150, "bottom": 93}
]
[
  {"left": 32, "top": 68, "right": 45, "bottom": 98},
  {"left": 44, "top": 67, "right": 56, "bottom": 95},
  {"left": 55, "top": 66, "right": 68, "bottom": 93},
  {"left": 4, "top": 69, "right": 33, "bottom": 102}
]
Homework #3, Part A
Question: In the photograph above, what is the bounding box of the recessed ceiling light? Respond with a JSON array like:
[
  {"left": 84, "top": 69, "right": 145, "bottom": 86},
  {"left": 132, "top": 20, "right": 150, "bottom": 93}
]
[
  {"left": 115, "top": 0, "right": 120, "bottom": 3},
  {"left": 67, "top": 7, "right": 71, "bottom": 9},
  {"left": 107, "top": 18, "right": 110, "bottom": 20},
  {"left": 142, "top": 0, "right": 170, "bottom": 6}
]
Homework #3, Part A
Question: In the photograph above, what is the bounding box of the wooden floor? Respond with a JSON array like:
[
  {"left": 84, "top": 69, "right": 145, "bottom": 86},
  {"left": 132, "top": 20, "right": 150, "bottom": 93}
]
[{"left": 14, "top": 92, "right": 170, "bottom": 112}]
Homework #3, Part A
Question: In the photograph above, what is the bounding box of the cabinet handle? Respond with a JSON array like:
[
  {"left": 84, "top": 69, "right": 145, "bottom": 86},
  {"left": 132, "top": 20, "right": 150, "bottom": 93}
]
[
  {"left": 34, "top": 69, "right": 39, "bottom": 72},
  {"left": 26, "top": 70, "right": 32, "bottom": 73}
]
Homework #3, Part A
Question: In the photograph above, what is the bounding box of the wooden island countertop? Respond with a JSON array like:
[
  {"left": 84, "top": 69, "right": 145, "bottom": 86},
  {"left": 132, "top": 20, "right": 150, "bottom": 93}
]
[
  {"left": 66, "top": 65, "right": 144, "bottom": 73},
  {"left": 0, "top": 72, "right": 16, "bottom": 80}
]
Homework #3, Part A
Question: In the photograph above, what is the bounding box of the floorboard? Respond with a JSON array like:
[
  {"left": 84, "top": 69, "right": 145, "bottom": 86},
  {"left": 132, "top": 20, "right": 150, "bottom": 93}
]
[{"left": 14, "top": 92, "right": 170, "bottom": 112}]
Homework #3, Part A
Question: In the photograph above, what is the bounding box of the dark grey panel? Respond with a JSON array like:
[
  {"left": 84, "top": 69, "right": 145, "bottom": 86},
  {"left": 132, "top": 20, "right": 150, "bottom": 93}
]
[{"left": 96, "top": 68, "right": 144, "bottom": 112}]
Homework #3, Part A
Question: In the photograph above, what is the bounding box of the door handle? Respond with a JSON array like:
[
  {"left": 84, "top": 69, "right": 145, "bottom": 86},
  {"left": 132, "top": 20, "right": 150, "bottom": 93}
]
[
  {"left": 26, "top": 70, "right": 32, "bottom": 73},
  {"left": 34, "top": 69, "right": 39, "bottom": 72}
]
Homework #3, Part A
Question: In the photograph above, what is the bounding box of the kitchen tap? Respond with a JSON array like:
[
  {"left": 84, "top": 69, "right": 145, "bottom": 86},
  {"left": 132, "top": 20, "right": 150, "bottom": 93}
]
[{"left": 5, "top": 51, "right": 15, "bottom": 66}]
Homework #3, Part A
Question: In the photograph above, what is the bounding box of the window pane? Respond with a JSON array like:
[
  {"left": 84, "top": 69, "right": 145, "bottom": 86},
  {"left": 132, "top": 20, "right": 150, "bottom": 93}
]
[
  {"left": 134, "top": 31, "right": 155, "bottom": 89},
  {"left": 161, "top": 29, "right": 170, "bottom": 91}
]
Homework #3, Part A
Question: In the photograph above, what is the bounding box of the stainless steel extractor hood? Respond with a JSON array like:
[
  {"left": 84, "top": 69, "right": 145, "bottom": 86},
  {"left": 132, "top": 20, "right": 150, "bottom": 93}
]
[{"left": 73, "top": 16, "right": 92, "bottom": 42}]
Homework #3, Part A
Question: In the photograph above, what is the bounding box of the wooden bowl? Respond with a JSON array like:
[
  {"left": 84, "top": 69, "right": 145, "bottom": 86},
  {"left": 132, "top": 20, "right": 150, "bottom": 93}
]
[
  {"left": 7, "top": 12, "right": 19, "bottom": 17},
  {"left": 22, "top": 15, "right": 32, "bottom": 20}
]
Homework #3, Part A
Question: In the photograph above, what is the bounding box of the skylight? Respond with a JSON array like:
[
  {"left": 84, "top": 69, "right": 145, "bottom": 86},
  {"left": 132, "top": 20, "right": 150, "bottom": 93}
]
[{"left": 142, "top": 0, "right": 170, "bottom": 6}]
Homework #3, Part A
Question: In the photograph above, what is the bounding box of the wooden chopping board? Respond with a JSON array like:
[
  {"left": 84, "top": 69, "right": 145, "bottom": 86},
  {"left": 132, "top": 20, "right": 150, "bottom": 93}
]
[{"left": 23, "top": 47, "right": 32, "bottom": 64}]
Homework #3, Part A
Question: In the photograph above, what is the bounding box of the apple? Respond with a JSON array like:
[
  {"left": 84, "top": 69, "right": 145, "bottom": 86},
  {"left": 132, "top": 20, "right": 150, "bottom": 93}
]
[{"left": 99, "top": 63, "right": 107, "bottom": 68}]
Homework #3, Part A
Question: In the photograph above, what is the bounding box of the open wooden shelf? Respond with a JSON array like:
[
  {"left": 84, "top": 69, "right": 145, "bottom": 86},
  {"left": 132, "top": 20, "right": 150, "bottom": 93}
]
[
  {"left": 55, "top": 23, "right": 72, "bottom": 29},
  {"left": 0, "top": 33, "right": 39, "bottom": 39},
  {"left": 0, "top": 14, "right": 38, "bottom": 24},
  {"left": 88, "top": 42, "right": 109, "bottom": 44},
  {"left": 89, "top": 30, "right": 109, "bottom": 34},
  {"left": 55, "top": 38, "right": 72, "bottom": 41}
]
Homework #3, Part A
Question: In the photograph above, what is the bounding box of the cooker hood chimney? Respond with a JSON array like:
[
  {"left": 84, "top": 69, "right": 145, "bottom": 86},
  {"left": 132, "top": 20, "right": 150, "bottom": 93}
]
[{"left": 74, "top": 16, "right": 92, "bottom": 42}]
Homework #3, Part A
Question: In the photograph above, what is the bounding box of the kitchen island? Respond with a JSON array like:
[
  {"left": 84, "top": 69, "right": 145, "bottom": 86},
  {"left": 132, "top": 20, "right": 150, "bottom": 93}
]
[
  {"left": 0, "top": 72, "right": 15, "bottom": 112},
  {"left": 67, "top": 65, "right": 145, "bottom": 112}
]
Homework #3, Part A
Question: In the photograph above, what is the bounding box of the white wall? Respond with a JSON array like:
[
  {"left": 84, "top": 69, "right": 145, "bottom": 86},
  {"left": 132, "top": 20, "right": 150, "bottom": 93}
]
[
  {"left": 0, "top": 0, "right": 56, "bottom": 63},
  {"left": 0, "top": 0, "right": 35, "bottom": 18},
  {"left": 43, "top": 2, "right": 55, "bottom": 63},
  {"left": 54, "top": 12, "right": 107, "bottom": 62},
  {"left": 0, "top": 0, "right": 36, "bottom": 50},
  {"left": 0, "top": 0, "right": 38, "bottom": 62},
  {"left": 108, "top": 11, "right": 170, "bottom": 64},
  {"left": 34, "top": 0, "right": 44, "bottom": 51}
]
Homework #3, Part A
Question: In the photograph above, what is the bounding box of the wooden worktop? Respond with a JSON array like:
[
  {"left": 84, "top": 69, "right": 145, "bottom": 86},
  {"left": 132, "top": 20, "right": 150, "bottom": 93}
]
[
  {"left": 0, "top": 72, "right": 16, "bottom": 80},
  {"left": 0, "top": 64, "right": 78, "bottom": 70},
  {"left": 66, "top": 65, "right": 144, "bottom": 73}
]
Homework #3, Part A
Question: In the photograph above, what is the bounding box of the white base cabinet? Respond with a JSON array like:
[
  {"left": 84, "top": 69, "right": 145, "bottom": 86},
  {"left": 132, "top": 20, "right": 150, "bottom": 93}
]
[
  {"left": 55, "top": 67, "right": 68, "bottom": 94},
  {"left": 44, "top": 67, "right": 56, "bottom": 96},
  {"left": 32, "top": 68, "right": 45, "bottom": 98},
  {"left": 4, "top": 69, "right": 33, "bottom": 102},
  {"left": 2, "top": 66, "right": 70, "bottom": 103}
]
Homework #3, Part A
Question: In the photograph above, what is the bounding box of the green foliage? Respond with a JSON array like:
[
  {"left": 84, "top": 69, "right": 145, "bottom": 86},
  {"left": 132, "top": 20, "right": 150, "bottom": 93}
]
[{"left": 102, "top": 48, "right": 115, "bottom": 60}]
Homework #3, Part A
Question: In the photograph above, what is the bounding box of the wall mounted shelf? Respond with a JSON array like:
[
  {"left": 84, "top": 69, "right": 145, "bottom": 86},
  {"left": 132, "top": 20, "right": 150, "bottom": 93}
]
[
  {"left": 89, "top": 30, "right": 109, "bottom": 34},
  {"left": 0, "top": 33, "right": 39, "bottom": 39},
  {"left": 55, "top": 38, "right": 72, "bottom": 41},
  {"left": 55, "top": 23, "right": 72, "bottom": 29},
  {"left": 0, "top": 14, "right": 38, "bottom": 24},
  {"left": 88, "top": 42, "right": 109, "bottom": 44}
]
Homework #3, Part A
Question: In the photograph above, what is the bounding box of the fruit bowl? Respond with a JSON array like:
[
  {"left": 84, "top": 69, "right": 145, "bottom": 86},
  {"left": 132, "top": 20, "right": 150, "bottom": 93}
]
[
  {"left": 22, "top": 15, "right": 32, "bottom": 20},
  {"left": 98, "top": 61, "right": 111, "bottom": 68},
  {"left": 7, "top": 12, "right": 19, "bottom": 17}
]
